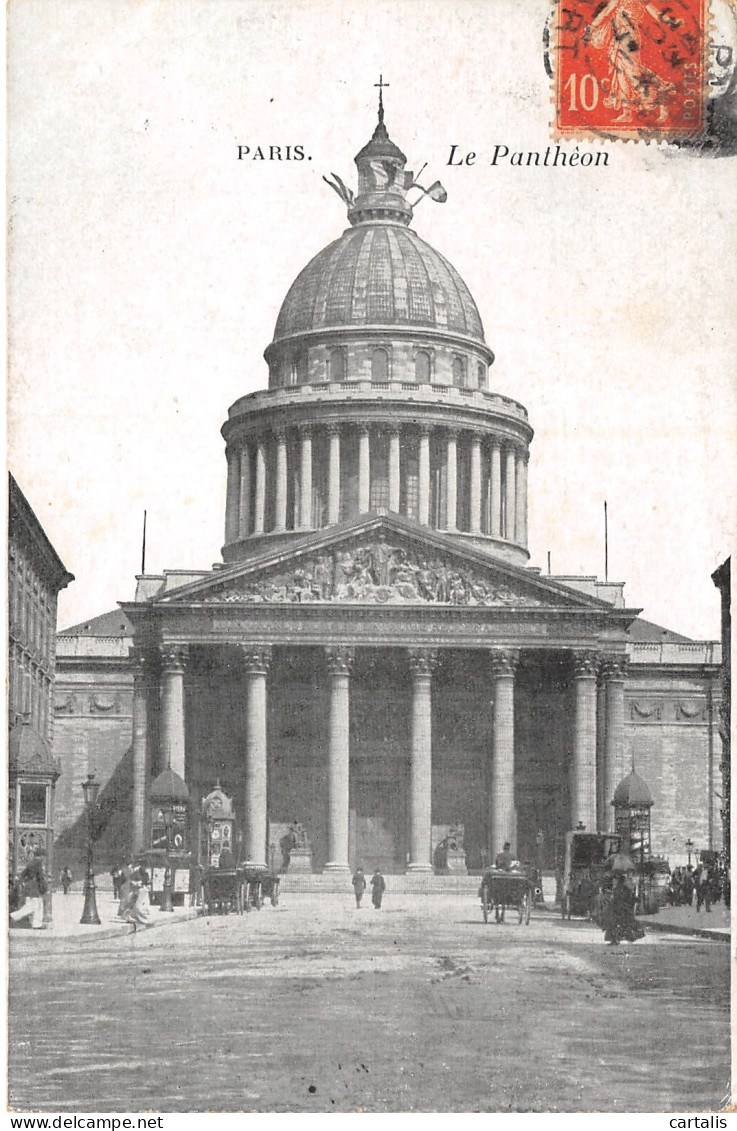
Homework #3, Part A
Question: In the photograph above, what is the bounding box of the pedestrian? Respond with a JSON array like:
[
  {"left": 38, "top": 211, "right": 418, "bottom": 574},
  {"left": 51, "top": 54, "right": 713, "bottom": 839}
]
[
  {"left": 602, "top": 875, "right": 644, "bottom": 946},
  {"left": 352, "top": 866, "right": 366, "bottom": 908},
  {"left": 370, "top": 869, "right": 385, "bottom": 910},
  {"left": 110, "top": 865, "right": 123, "bottom": 900},
  {"left": 60, "top": 866, "right": 72, "bottom": 895},
  {"left": 695, "top": 864, "right": 712, "bottom": 912},
  {"left": 117, "top": 865, "right": 151, "bottom": 931},
  {"left": 9, "top": 846, "right": 48, "bottom": 930}
]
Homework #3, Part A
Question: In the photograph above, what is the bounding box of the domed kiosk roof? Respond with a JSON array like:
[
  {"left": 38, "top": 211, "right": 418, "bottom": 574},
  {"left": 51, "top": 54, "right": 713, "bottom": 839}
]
[
  {"left": 273, "top": 225, "right": 485, "bottom": 343},
  {"left": 613, "top": 770, "right": 653, "bottom": 808}
]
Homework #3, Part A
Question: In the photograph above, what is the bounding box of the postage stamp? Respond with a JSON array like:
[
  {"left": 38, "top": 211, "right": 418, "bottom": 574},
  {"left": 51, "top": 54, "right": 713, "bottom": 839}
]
[{"left": 552, "top": 0, "right": 708, "bottom": 140}]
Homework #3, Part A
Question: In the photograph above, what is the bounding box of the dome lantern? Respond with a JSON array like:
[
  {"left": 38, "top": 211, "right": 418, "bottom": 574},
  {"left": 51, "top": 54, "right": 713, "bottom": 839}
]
[{"left": 347, "top": 78, "right": 414, "bottom": 228}]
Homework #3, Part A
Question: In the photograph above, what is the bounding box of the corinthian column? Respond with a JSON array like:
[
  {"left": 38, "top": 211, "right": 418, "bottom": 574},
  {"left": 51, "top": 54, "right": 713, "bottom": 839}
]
[
  {"left": 515, "top": 451, "right": 528, "bottom": 546},
  {"left": 274, "top": 429, "right": 288, "bottom": 531},
  {"left": 601, "top": 655, "right": 629, "bottom": 831},
  {"left": 445, "top": 428, "right": 458, "bottom": 530},
  {"left": 418, "top": 426, "right": 431, "bottom": 525},
  {"left": 327, "top": 425, "right": 341, "bottom": 525},
  {"left": 490, "top": 441, "right": 502, "bottom": 538},
  {"left": 298, "top": 425, "right": 313, "bottom": 530},
  {"left": 572, "top": 651, "right": 599, "bottom": 830},
  {"left": 388, "top": 427, "right": 401, "bottom": 513},
  {"left": 358, "top": 426, "right": 371, "bottom": 513},
  {"left": 470, "top": 433, "right": 482, "bottom": 534},
  {"left": 130, "top": 647, "right": 152, "bottom": 855},
  {"left": 238, "top": 445, "right": 251, "bottom": 540},
  {"left": 407, "top": 649, "right": 437, "bottom": 872},
  {"left": 254, "top": 441, "right": 267, "bottom": 534},
  {"left": 224, "top": 449, "right": 240, "bottom": 544},
  {"left": 489, "top": 649, "right": 519, "bottom": 855},
  {"left": 504, "top": 445, "right": 516, "bottom": 540},
  {"left": 324, "top": 647, "right": 354, "bottom": 873},
  {"left": 159, "top": 644, "right": 188, "bottom": 780},
  {"left": 240, "top": 646, "right": 271, "bottom": 869}
]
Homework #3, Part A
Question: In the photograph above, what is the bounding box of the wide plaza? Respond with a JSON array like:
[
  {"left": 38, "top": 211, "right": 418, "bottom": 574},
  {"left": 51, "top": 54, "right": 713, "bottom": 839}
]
[{"left": 8, "top": 893, "right": 730, "bottom": 1113}]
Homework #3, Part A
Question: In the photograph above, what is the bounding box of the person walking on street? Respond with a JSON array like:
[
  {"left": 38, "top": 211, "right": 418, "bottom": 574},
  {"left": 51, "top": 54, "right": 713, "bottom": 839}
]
[
  {"left": 60, "top": 866, "right": 72, "bottom": 895},
  {"left": 352, "top": 867, "right": 366, "bottom": 908},
  {"left": 371, "top": 869, "right": 386, "bottom": 910},
  {"left": 10, "top": 847, "right": 48, "bottom": 929}
]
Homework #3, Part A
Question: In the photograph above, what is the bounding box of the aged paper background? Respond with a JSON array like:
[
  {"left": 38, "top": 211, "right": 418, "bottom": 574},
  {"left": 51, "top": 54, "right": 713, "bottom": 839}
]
[
  {"left": 7, "top": 0, "right": 736, "bottom": 640},
  {"left": 5, "top": 0, "right": 737, "bottom": 1121}
]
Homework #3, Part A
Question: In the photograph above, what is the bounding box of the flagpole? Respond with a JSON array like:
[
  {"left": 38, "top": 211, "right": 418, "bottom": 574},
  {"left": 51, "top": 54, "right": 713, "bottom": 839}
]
[{"left": 141, "top": 510, "right": 147, "bottom": 575}]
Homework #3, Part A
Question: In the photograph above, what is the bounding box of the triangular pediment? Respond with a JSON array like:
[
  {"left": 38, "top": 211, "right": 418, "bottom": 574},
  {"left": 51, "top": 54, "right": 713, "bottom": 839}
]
[{"left": 153, "top": 515, "right": 613, "bottom": 612}]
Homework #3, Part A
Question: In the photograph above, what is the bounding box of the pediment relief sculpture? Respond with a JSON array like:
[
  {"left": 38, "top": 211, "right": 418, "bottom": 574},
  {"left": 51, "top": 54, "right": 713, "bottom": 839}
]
[{"left": 202, "top": 541, "right": 542, "bottom": 608}]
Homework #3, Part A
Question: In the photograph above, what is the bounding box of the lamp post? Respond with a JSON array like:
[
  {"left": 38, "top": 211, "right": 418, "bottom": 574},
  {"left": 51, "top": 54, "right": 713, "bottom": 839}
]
[
  {"left": 686, "top": 838, "right": 694, "bottom": 868},
  {"left": 161, "top": 804, "right": 174, "bottom": 913},
  {"left": 80, "top": 773, "right": 101, "bottom": 925}
]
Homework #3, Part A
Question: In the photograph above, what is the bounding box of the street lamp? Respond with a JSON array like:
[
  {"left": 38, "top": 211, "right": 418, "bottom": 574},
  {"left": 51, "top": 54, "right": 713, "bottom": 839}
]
[
  {"left": 80, "top": 773, "right": 101, "bottom": 925},
  {"left": 161, "top": 804, "right": 174, "bottom": 913},
  {"left": 685, "top": 838, "right": 694, "bottom": 868}
]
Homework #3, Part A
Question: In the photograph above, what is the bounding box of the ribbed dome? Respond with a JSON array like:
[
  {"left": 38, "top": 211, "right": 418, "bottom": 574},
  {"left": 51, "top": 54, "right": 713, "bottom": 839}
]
[
  {"left": 273, "top": 225, "right": 485, "bottom": 343},
  {"left": 613, "top": 770, "right": 653, "bottom": 808}
]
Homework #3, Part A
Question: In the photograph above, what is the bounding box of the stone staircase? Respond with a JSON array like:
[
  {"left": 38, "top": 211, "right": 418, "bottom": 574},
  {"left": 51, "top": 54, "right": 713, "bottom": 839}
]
[{"left": 277, "top": 872, "right": 484, "bottom": 894}]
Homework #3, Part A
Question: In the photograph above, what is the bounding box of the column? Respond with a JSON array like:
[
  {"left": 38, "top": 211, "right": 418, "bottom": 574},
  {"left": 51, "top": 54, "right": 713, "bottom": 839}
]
[
  {"left": 407, "top": 649, "right": 437, "bottom": 871},
  {"left": 358, "top": 426, "right": 371, "bottom": 513},
  {"left": 159, "top": 644, "right": 188, "bottom": 780},
  {"left": 601, "top": 656, "right": 628, "bottom": 832},
  {"left": 298, "top": 425, "right": 313, "bottom": 530},
  {"left": 572, "top": 650, "right": 599, "bottom": 831},
  {"left": 445, "top": 429, "right": 458, "bottom": 530},
  {"left": 327, "top": 425, "right": 341, "bottom": 525},
  {"left": 238, "top": 445, "right": 251, "bottom": 540},
  {"left": 388, "top": 427, "right": 401, "bottom": 513},
  {"left": 489, "top": 649, "right": 519, "bottom": 856},
  {"left": 515, "top": 451, "right": 528, "bottom": 546},
  {"left": 254, "top": 441, "right": 267, "bottom": 534},
  {"left": 469, "top": 433, "right": 482, "bottom": 534},
  {"left": 240, "top": 646, "right": 271, "bottom": 869},
  {"left": 131, "top": 648, "right": 151, "bottom": 855},
  {"left": 324, "top": 647, "right": 354, "bottom": 873},
  {"left": 224, "top": 449, "right": 240, "bottom": 544},
  {"left": 504, "top": 445, "right": 516, "bottom": 540},
  {"left": 490, "top": 441, "right": 501, "bottom": 538},
  {"left": 418, "top": 425, "right": 431, "bottom": 525},
  {"left": 274, "top": 429, "right": 288, "bottom": 531}
]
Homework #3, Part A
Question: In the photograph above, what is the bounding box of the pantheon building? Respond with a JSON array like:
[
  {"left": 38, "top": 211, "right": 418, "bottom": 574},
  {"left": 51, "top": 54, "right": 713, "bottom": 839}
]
[{"left": 52, "top": 102, "right": 723, "bottom": 878}]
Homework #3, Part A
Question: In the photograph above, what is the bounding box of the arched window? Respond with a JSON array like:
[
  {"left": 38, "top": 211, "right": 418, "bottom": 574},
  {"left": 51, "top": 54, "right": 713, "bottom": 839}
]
[
  {"left": 452, "top": 356, "right": 466, "bottom": 388},
  {"left": 328, "top": 348, "right": 346, "bottom": 381},
  {"left": 477, "top": 362, "right": 487, "bottom": 389},
  {"left": 415, "top": 350, "right": 431, "bottom": 383},
  {"left": 372, "top": 348, "right": 389, "bottom": 381}
]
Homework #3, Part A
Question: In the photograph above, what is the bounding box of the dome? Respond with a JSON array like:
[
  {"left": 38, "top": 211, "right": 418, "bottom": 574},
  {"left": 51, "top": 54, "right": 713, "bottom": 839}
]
[
  {"left": 150, "top": 767, "right": 190, "bottom": 803},
  {"left": 272, "top": 224, "right": 485, "bottom": 344},
  {"left": 612, "top": 770, "right": 653, "bottom": 808}
]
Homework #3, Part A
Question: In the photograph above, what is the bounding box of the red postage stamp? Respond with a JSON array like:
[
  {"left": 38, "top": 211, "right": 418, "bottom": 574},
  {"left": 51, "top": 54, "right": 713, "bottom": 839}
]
[{"left": 553, "top": 0, "right": 707, "bottom": 140}]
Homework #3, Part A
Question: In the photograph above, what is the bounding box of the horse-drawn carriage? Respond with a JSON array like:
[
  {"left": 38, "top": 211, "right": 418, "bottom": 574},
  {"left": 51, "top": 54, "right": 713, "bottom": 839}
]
[
  {"left": 559, "top": 831, "right": 622, "bottom": 920},
  {"left": 201, "top": 867, "right": 280, "bottom": 915},
  {"left": 479, "top": 867, "right": 534, "bottom": 924}
]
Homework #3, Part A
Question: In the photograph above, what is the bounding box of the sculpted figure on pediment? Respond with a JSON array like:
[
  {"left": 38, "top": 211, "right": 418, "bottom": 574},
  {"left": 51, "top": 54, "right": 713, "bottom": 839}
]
[{"left": 203, "top": 539, "right": 542, "bottom": 607}]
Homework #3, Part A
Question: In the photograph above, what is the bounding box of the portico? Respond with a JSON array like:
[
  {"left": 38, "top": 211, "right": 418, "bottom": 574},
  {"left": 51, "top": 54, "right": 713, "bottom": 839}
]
[{"left": 123, "top": 515, "right": 635, "bottom": 874}]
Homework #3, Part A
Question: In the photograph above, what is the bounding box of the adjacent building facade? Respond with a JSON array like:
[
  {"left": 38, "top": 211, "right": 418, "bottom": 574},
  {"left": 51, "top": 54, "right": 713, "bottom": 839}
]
[
  {"left": 8, "top": 473, "right": 73, "bottom": 878},
  {"left": 50, "top": 105, "right": 723, "bottom": 876}
]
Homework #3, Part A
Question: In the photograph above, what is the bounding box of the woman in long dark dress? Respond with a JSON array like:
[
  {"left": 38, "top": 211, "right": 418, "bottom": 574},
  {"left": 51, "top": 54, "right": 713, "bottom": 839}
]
[{"left": 603, "top": 875, "right": 644, "bottom": 945}]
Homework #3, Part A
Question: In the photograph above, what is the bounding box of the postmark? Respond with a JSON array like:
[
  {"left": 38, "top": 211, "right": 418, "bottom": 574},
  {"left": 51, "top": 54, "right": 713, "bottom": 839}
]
[{"left": 552, "top": 0, "right": 707, "bottom": 141}]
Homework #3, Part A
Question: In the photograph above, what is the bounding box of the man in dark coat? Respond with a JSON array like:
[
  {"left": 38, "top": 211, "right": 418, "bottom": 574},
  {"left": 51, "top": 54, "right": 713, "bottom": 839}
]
[
  {"left": 10, "top": 847, "right": 48, "bottom": 929},
  {"left": 352, "top": 867, "right": 366, "bottom": 908},
  {"left": 370, "top": 869, "right": 386, "bottom": 909}
]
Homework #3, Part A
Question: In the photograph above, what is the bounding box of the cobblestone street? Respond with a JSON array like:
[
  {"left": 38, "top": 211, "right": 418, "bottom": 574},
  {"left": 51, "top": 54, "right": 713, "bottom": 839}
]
[{"left": 8, "top": 895, "right": 730, "bottom": 1113}]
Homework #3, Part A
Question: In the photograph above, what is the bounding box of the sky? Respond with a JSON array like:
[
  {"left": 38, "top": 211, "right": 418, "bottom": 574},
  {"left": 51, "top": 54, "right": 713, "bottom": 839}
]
[{"left": 7, "top": 0, "right": 737, "bottom": 638}]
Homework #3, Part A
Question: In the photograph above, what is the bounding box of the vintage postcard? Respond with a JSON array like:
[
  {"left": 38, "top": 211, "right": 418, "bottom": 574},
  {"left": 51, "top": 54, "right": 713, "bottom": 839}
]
[{"left": 6, "top": 0, "right": 736, "bottom": 1120}]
